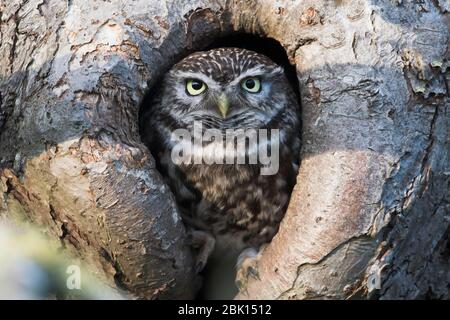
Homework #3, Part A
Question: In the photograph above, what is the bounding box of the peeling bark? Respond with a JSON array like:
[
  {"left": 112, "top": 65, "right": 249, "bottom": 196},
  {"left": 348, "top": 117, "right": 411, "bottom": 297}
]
[{"left": 0, "top": 0, "right": 448, "bottom": 299}]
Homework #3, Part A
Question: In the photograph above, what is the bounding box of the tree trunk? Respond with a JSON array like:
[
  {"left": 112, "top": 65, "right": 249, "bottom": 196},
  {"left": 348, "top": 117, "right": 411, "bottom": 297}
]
[{"left": 0, "top": 0, "right": 448, "bottom": 299}]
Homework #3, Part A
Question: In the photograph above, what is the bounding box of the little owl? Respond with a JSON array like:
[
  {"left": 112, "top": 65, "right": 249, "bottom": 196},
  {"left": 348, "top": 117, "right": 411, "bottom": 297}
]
[{"left": 140, "top": 47, "right": 300, "bottom": 298}]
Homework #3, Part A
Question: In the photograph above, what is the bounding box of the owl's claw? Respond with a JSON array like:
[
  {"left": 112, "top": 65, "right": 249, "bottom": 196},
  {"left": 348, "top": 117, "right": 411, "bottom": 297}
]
[
  {"left": 187, "top": 230, "right": 215, "bottom": 274},
  {"left": 235, "top": 247, "right": 262, "bottom": 291},
  {"left": 195, "top": 261, "right": 206, "bottom": 274}
]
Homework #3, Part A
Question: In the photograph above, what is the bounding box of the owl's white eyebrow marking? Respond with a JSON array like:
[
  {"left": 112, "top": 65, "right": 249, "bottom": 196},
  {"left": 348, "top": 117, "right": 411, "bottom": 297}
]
[
  {"left": 173, "top": 71, "right": 221, "bottom": 89},
  {"left": 230, "top": 66, "right": 284, "bottom": 86}
]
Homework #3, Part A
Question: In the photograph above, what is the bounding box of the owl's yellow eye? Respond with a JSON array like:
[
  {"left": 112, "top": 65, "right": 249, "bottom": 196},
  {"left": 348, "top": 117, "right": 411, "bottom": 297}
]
[
  {"left": 186, "top": 79, "right": 207, "bottom": 96},
  {"left": 241, "top": 77, "right": 261, "bottom": 93}
]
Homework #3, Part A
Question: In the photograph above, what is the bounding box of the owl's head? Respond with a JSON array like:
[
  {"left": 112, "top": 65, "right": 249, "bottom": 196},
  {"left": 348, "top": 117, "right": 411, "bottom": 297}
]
[{"left": 158, "top": 48, "right": 296, "bottom": 129}]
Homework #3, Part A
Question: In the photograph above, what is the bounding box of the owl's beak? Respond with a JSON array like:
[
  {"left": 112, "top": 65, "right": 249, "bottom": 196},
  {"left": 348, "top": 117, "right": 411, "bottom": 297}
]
[{"left": 217, "top": 93, "right": 230, "bottom": 118}]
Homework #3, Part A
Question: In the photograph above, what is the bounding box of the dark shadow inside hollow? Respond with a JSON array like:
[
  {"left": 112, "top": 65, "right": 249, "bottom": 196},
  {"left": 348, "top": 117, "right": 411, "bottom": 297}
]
[{"left": 138, "top": 33, "right": 301, "bottom": 300}]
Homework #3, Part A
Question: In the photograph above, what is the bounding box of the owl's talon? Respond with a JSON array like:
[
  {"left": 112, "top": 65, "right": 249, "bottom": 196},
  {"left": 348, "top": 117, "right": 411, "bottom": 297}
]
[
  {"left": 195, "top": 261, "right": 206, "bottom": 274},
  {"left": 235, "top": 247, "right": 262, "bottom": 289},
  {"left": 246, "top": 265, "right": 260, "bottom": 280},
  {"left": 188, "top": 230, "right": 215, "bottom": 274}
]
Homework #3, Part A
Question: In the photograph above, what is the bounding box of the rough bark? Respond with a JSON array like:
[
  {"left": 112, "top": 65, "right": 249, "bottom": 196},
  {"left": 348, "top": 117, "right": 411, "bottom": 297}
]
[{"left": 0, "top": 0, "right": 448, "bottom": 299}]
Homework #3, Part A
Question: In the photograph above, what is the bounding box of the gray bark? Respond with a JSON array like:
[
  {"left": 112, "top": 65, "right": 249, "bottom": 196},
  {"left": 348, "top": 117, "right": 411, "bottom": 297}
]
[{"left": 0, "top": 0, "right": 448, "bottom": 299}]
